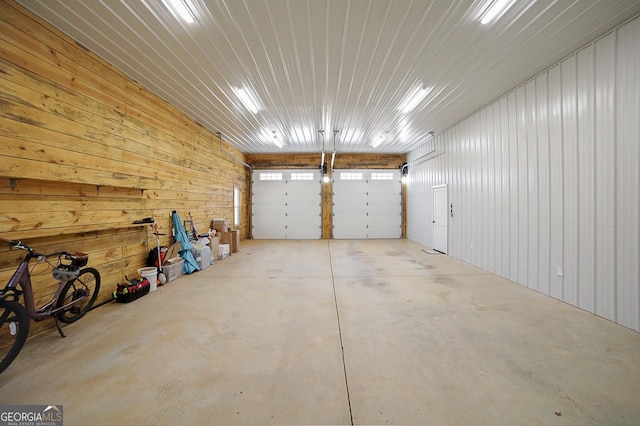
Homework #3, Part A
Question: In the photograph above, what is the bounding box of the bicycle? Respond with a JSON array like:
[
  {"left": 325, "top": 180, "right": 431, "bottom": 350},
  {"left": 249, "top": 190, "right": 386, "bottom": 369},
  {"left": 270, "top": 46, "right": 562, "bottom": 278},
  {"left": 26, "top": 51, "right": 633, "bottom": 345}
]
[{"left": 0, "top": 239, "right": 101, "bottom": 374}]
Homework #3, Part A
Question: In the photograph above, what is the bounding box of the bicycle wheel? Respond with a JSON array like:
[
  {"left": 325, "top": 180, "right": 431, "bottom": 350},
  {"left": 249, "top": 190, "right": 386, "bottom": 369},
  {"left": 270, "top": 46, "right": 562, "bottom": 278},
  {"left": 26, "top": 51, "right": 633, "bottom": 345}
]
[
  {"left": 56, "top": 267, "right": 101, "bottom": 324},
  {"left": 0, "top": 301, "right": 29, "bottom": 375}
]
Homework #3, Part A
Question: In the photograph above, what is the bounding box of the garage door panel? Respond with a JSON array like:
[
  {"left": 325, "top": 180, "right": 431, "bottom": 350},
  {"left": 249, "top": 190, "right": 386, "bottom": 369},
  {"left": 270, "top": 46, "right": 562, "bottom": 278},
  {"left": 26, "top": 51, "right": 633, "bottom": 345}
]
[
  {"left": 252, "top": 170, "right": 321, "bottom": 239},
  {"left": 333, "top": 222, "right": 368, "bottom": 239},
  {"left": 335, "top": 180, "right": 366, "bottom": 191},
  {"left": 368, "top": 179, "right": 400, "bottom": 190},
  {"left": 333, "top": 200, "right": 366, "bottom": 209},
  {"left": 287, "top": 179, "right": 320, "bottom": 189},
  {"left": 331, "top": 187, "right": 364, "bottom": 209},
  {"left": 253, "top": 186, "right": 287, "bottom": 197},
  {"left": 333, "top": 169, "right": 401, "bottom": 239},
  {"left": 253, "top": 189, "right": 287, "bottom": 202},
  {"left": 367, "top": 192, "right": 400, "bottom": 203},
  {"left": 288, "top": 194, "right": 320, "bottom": 205},
  {"left": 255, "top": 203, "right": 286, "bottom": 215},
  {"left": 368, "top": 214, "right": 402, "bottom": 238},
  {"left": 368, "top": 229, "right": 402, "bottom": 239},
  {"left": 252, "top": 216, "right": 286, "bottom": 239},
  {"left": 286, "top": 220, "right": 321, "bottom": 239},
  {"left": 287, "top": 204, "right": 320, "bottom": 216},
  {"left": 368, "top": 202, "right": 401, "bottom": 214}
]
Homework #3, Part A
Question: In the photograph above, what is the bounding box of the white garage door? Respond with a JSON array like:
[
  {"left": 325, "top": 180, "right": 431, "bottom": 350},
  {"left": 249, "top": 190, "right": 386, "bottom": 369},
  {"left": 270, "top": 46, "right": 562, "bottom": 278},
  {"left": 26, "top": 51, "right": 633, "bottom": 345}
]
[
  {"left": 333, "top": 169, "right": 402, "bottom": 239},
  {"left": 252, "top": 170, "right": 321, "bottom": 239}
]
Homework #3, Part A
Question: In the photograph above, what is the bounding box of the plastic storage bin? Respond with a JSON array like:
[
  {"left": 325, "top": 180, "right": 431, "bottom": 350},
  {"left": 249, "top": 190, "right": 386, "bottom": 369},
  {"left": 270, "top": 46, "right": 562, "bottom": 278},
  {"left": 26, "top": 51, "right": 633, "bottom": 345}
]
[
  {"left": 191, "top": 245, "right": 212, "bottom": 270},
  {"left": 164, "top": 259, "right": 185, "bottom": 282}
]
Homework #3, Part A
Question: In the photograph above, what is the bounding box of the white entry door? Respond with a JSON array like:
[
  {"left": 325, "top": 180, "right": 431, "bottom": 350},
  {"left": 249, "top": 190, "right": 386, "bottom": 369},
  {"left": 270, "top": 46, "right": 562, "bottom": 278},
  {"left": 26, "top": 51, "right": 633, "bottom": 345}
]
[
  {"left": 333, "top": 169, "right": 402, "bottom": 239},
  {"left": 252, "top": 170, "right": 321, "bottom": 239},
  {"left": 433, "top": 184, "right": 448, "bottom": 253}
]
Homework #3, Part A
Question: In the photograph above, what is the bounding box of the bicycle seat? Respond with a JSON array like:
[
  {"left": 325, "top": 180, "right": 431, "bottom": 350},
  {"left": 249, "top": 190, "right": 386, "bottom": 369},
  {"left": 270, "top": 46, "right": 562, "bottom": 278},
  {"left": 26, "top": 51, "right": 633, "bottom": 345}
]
[{"left": 65, "top": 252, "right": 89, "bottom": 268}]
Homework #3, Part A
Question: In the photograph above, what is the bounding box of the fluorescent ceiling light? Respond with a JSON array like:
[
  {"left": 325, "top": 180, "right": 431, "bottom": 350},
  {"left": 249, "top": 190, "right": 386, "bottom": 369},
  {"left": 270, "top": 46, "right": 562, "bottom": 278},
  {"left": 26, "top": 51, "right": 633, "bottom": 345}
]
[
  {"left": 399, "top": 86, "right": 431, "bottom": 113},
  {"left": 162, "top": 0, "right": 196, "bottom": 23},
  {"left": 480, "top": 0, "right": 517, "bottom": 25},
  {"left": 233, "top": 87, "right": 261, "bottom": 114}
]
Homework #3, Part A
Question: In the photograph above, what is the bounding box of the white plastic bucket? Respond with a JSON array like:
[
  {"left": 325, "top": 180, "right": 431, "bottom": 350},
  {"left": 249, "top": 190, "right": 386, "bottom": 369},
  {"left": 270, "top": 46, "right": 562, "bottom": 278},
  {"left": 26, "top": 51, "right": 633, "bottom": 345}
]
[{"left": 138, "top": 267, "right": 158, "bottom": 291}]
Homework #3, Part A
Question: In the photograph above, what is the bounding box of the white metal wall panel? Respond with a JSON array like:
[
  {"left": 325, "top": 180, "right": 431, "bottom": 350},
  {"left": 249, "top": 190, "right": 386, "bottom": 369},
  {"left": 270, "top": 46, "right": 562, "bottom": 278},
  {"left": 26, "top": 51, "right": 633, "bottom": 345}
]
[
  {"left": 507, "top": 92, "right": 519, "bottom": 282},
  {"left": 615, "top": 19, "right": 640, "bottom": 331},
  {"left": 406, "top": 16, "right": 640, "bottom": 332},
  {"left": 576, "top": 44, "right": 596, "bottom": 312},
  {"left": 252, "top": 170, "right": 321, "bottom": 239},
  {"left": 547, "top": 64, "right": 564, "bottom": 301},
  {"left": 488, "top": 102, "right": 501, "bottom": 276},
  {"left": 470, "top": 115, "right": 480, "bottom": 266},
  {"left": 562, "top": 55, "right": 579, "bottom": 307},
  {"left": 499, "top": 96, "right": 511, "bottom": 280},
  {"left": 333, "top": 169, "right": 401, "bottom": 239},
  {"left": 594, "top": 33, "right": 617, "bottom": 321},
  {"left": 516, "top": 85, "right": 529, "bottom": 287},
  {"left": 525, "top": 80, "right": 539, "bottom": 292},
  {"left": 481, "top": 107, "right": 492, "bottom": 271},
  {"left": 535, "top": 72, "right": 551, "bottom": 297}
]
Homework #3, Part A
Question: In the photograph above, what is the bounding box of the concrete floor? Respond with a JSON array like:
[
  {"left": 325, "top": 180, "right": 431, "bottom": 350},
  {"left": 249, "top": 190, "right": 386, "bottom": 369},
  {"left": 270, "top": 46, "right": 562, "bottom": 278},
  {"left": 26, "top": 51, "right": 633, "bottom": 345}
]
[{"left": 1, "top": 239, "right": 639, "bottom": 425}]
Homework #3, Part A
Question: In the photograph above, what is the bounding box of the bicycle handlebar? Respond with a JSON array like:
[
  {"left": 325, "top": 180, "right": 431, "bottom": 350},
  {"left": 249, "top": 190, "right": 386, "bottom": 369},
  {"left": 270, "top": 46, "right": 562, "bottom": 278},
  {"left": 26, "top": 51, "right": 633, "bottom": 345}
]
[{"left": 7, "top": 240, "right": 66, "bottom": 259}]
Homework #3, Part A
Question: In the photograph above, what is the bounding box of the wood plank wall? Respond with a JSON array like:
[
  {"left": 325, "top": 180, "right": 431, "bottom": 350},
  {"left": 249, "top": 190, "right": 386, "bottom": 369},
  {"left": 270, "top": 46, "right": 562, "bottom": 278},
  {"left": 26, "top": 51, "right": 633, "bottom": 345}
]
[
  {"left": 246, "top": 153, "right": 407, "bottom": 239},
  {"left": 0, "top": 1, "right": 250, "bottom": 336}
]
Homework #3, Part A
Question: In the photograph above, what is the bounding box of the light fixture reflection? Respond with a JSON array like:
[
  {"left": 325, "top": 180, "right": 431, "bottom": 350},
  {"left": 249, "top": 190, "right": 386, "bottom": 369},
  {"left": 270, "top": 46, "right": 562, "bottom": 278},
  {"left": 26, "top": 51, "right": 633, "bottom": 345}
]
[
  {"left": 233, "top": 86, "right": 261, "bottom": 113},
  {"left": 399, "top": 86, "right": 431, "bottom": 113},
  {"left": 162, "top": 0, "right": 196, "bottom": 23},
  {"left": 480, "top": 0, "right": 517, "bottom": 25}
]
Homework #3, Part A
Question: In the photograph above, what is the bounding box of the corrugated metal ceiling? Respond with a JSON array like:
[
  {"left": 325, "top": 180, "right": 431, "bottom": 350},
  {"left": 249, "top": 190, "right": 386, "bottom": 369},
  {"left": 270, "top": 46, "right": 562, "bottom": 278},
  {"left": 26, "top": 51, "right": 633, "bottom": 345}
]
[{"left": 17, "top": 0, "right": 640, "bottom": 154}]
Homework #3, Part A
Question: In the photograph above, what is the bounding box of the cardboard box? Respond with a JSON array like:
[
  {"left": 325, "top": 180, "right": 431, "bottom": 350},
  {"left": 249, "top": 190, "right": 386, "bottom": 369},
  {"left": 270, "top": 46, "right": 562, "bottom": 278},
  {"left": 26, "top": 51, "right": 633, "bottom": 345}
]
[
  {"left": 219, "top": 231, "right": 240, "bottom": 253},
  {"left": 208, "top": 236, "right": 220, "bottom": 260},
  {"left": 230, "top": 230, "right": 240, "bottom": 253},
  {"left": 211, "top": 219, "right": 229, "bottom": 233},
  {"left": 219, "top": 231, "right": 234, "bottom": 253},
  {"left": 162, "top": 242, "right": 181, "bottom": 265}
]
